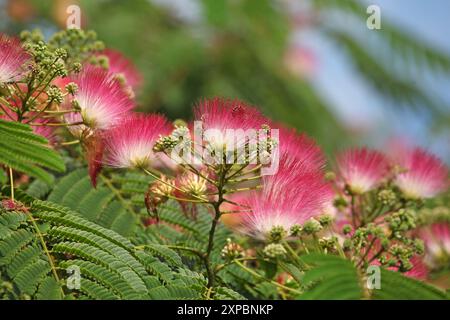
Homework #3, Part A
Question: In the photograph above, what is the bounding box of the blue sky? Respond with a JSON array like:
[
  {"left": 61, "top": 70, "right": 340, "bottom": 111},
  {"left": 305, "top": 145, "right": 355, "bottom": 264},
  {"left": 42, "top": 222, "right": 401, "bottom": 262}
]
[{"left": 302, "top": 0, "right": 450, "bottom": 160}]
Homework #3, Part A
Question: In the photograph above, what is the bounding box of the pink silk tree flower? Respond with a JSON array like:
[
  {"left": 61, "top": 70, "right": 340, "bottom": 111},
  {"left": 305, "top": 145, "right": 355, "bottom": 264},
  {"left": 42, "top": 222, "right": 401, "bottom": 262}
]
[
  {"left": 242, "top": 163, "right": 332, "bottom": 240},
  {"left": 276, "top": 126, "right": 326, "bottom": 172},
  {"left": 403, "top": 256, "right": 428, "bottom": 280},
  {"left": 336, "top": 148, "right": 389, "bottom": 194},
  {"left": 194, "top": 97, "right": 267, "bottom": 132},
  {"left": 193, "top": 98, "right": 269, "bottom": 158},
  {"left": 66, "top": 65, "right": 135, "bottom": 130},
  {"left": 393, "top": 147, "right": 448, "bottom": 199},
  {"left": 99, "top": 48, "right": 143, "bottom": 90},
  {"left": 418, "top": 222, "right": 450, "bottom": 267},
  {"left": 103, "top": 113, "right": 172, "bottom": 169},
  {"left": 0, "top": 34, "right": 30, "bottom": 83}
]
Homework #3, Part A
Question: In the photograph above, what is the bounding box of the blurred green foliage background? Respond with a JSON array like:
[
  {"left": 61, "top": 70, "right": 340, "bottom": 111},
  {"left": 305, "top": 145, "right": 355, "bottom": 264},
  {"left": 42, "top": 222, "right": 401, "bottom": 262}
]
[{"left": 2, "top": 0, "right": 450, "bottom": 156}]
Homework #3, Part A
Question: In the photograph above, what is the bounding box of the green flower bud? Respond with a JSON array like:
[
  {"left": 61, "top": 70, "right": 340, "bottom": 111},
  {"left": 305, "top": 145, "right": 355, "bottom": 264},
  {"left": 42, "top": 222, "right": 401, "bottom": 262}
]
[
  {"left": 268, "top": 226, "right": 287, "bottom": 243},
  {"left": 72, "top": 62, "right": 82, "bottom": 73},
  {"left": 263, "top": 243, "right": 287, "bottom": 259},
  {"left": 46, "top": 86, "right": 64, "bottom": 104},
  {"left": 324, "top": 171, "right": 336, "bottom": 181},
  {"left": 342, "top": 239, "right": 353, "bottom": 251},
  {"left": 221, "top": 238, "right": 244, "bottom": 261},
  {"left": 318, "top": 214, "right": 333, "bottom": 227},
  {"left": 290, "top": 224, "right": 302, "bottom": 237},
  {"left": 302, "top": 218, "right": 322, "bottom": 235},
  {"left": 378, "top": 189, "right": 397, "bottom": 206},
  {"left": 55, "top": 48, "right": 68, "bottom": 60},
  {"left": 65, "top": 82, "right": 78, "bottom": 95},
  {"left": 333, "top": 196, "right": 347, "bottom": 208},
  {"left": 342, "top": 224, "right": 352, "bottom": 235}
]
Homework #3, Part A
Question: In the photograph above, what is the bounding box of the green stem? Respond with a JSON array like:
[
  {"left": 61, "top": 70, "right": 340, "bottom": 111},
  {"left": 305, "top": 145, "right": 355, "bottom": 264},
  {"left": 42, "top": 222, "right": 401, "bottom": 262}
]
[
  {"left": 205, "top": 165, "right": 228, "bottom": 289},
  {"left": 9, "top": 167, "right": 14, "bottom": 202},
  {"left": 28, "top": 213, "right": 65, "bottom": 297},
  {"left": 29, "top": 121, "right": 83, "bottom": 127},
  {"left": 25, "top": 99, "right": 54, "bottom": 124},
  {"left": 282, "top": 241, "right": 307, "bottom": 269},
  {"left": 234, "top": 260, "right": 302, "bottom": 295},
  {"left": 59, "top": 139, "right": 80, "bottom": 146},
  {"left": 166, "top": 245, "right": 205, "bottom": 259},
  {"left": 100, "top": 174, "right": 137, "bottom": 216}
]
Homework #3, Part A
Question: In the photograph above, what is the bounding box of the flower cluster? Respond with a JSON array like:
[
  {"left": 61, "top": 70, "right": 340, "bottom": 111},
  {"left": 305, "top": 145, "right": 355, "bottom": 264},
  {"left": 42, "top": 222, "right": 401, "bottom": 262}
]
[{"left": 1, "top": 28, "right": 449, "bottom": 291}]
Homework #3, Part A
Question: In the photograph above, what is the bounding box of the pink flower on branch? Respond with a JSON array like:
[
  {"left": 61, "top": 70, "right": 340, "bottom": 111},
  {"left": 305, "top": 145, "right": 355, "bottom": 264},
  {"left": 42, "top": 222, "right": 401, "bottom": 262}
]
[
  {"left": 336, "top": 148, "right": 389, "bottom": 194},
  {"left": 194, "top": 97, "right": 267, "bottom": 132},
  {"left": 418, "top": 222, "right": 450, "bottom": 267},
  {"left": 242, "top": 163, "right": 332, "bottom": 240},
  {"left": 99, "top": 48, "right": 143, "bottom": 90},
  {"left": 0, "top": 34, "right": 30, "bottom": 84},
  {"left": 392, "top": 147, "right": 448, "bottom": 199},
  {"left": 65, "top": 65, "right": 135, "bottom": 130},
  {"left": 276, "top": 126, "right": 326, "bottom": 173},
  {"left": 103, "top": 113, "right": 172, "bottom": 169}
]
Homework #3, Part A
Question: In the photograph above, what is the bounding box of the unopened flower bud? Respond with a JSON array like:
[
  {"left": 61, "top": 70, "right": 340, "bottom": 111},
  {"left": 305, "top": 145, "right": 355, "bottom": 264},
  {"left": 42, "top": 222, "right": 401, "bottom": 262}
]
[
  {"left": 318, "top": 214, "right": 333, "bottom": 227},
  {"left": 303, "top": 218, "right": 322, "bottom": 235},
  {"left": 268, "top": 225, "right": 287, "bottom": 243},
  {"left": 324, "top": 171, "right": 336, "bottom": 181},
  {"left": 65, "top": 82, "right": 78, "bottom": 95},
  {"left": 46, "top": 86, "right": 64, "bottom": 104},
  {"left": 263, "top": 243, "right": 286, "bottom": 259},
  {"left": 342, "top": 239, "right": 353, "bottom": 251},
  {"left": 378, "top": 189, "right": 396, "bottom": 206},
  {"left": 221, "top": 238, "right": 244, "bottom": 261},
  {"left": 290, "top": 224, "right": 302, "bottom": 237},
  {"left": 72, "top": 62, "right": 82, "bottom": 73},
  {"left": 342, "top": 224, "right": 352, "bottom": 235}
]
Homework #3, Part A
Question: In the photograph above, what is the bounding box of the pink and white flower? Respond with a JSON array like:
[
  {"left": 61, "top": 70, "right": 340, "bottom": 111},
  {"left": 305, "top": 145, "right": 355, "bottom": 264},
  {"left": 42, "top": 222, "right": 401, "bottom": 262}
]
[
  {"left": 194, "top": 98, "right": 268, "bottom": 155},
  {"left": 336, "top": 148, "right": 389, "bottom": 194},
  {"left": 195, "top": 98, "right": 267, "bottom": 132},
  {"left": 404, "top": 256, "right": 429, "bottom": 280},
  {"left": 418, "top": 223, "right": 450, "bottom": 267},
  {"left": 99, "top": 48, "right": 142, "bottom": 90},
  {"left": 392, "top": 147, "right": 448, "bottom": 199},
  {"left": 277, "top": 126, "right": 326, "bottom": 172},
  {"left": 103, "top": 113, "right": 172, "bottom": 169},
  {"left": 65, "top": 65, "right": 135, "bottom": 130},
  {"left": 0, "top": 34, "right": 30, "bottom": 83},
  {"left": 242, "top": 163, "right": 332, "bottom": 240}
]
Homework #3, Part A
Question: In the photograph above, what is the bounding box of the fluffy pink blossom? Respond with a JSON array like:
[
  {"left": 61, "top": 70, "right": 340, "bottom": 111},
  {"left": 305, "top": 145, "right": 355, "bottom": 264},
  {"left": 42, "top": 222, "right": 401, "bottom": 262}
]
[
  {"left": 99, "top": 48, "right": 142, "bottom": 90},
  {"left": 277, "top": 126, "right": 326, "bottom": 172},
  {"left": 336, "top": 148, "right": 389, "bottom": 194},
  {"left": 194, "top": 98, "right": 269, "bottom": 163},
  {"left": 103, "top": 113, "right": 172, "bottom": 169},
  {"left": 194, "top": 98, "right": 268, "bottom": 155},
  {"left": 242, "top": 163, "right": 332, "bottom": 239},
  {"left": 65, "top": 65, "right": 135, "bottom": 130},
  {"left": 194, "top": 98, "right": 267, "bottom": 131},
  {"left": 404, "top": 256, "right": 428, "bottom": 280},
  {"left": 418, "top": 223, "right": 450, "bottom": 267},
  {"left": 0, "top": 34, "right": 30, "bottom": 83},
  {"left": 393, "top": 147, "right": 448, "bottom": 199}
]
